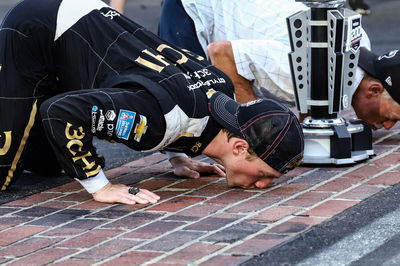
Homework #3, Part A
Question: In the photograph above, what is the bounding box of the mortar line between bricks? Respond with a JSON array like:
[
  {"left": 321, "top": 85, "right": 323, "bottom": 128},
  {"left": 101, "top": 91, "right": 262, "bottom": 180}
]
[{"left": 93, "top": 144, "right": 400, "bottom": 265}]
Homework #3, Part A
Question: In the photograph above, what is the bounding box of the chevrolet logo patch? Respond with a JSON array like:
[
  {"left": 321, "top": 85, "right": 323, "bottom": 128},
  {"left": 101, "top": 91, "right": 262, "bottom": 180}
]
[
  {"left": 206, "top": 88, "right": 216, "bottom": 99},
  {"left": 134, "top": 115, "right": 148, "bottom": 142}
]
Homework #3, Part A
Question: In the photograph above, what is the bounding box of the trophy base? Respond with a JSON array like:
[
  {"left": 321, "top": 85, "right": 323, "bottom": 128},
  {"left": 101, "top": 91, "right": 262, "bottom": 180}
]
[{"left": 301, "top": 117, "right": 374, "bottom": 165}]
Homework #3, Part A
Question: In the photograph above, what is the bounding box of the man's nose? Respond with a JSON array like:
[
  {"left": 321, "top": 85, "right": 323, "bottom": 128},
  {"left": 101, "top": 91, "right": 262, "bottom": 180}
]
[{"left": 383, "top": 120, "right": 396, "bottom": 129}]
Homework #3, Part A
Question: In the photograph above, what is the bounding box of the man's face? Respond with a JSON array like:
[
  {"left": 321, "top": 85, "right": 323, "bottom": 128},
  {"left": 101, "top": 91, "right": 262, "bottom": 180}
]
[
  {"left": 352, "top": 82, "right": 400, "bottom": 130},
  {"left": 224, "top": 156, "right": 282, "bottom": 189}
]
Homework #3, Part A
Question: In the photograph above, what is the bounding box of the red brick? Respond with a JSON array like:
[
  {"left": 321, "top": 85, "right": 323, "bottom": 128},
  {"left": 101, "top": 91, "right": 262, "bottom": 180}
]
[
  {"left": 372, "top": 153, "right": 400, "bottom": 166},
  {"left": 135, "top": 160, "right": 172, "bottom": 175},
  {"left": 0, "top": 226, "right": 47, "bottom": 246},
  {"left": 7, "top": 247, "right": 76, "bottom": 266},
  {"left": 268, "top": 221, "right": 309, "bottom": 234},
  {"left": 103, "top": 251, "right": 163, "bottom": 266},
  {"left": 4, "top": 192, "right": 62, "bottom": 207},
  {"left": 343, "top": 164, "right": 388, "bottom": 179},
  {"left": 0, "top": 237, "right": 63, "bottom": 257},
  {"left": 199, "top": 254, "right": 252, "bottom": 266},
  {"left": 0, "top": 217, "right": 32, "bottom": 231},
  {"left": 251, "top": 206, "right": 300, "bottom": 224},
  {"left": 40, "top": 201, "right": 76, "bottom": 209},
  {"left": 57, "top": 229, "right": 122, "bottom": 248},
  {"left": 163, "top": 242, "right": 225, "bottom": 264},
  {"left": 281, "top": 191, "right": 333, "bottom": 207},
  {"left": 71, "top": 200, "right": 111, "bottom": 210},
  {"left": 123, "top": 221, "right": 185, "bottom": 239},
  {"left": 73, "top": 239, "right": 140, "bottom": 260},
  {"left": 314, "top": 177, "right": 359, "bottom": 192},
  {"left": 148, "top": 196, "right": 206, "bottom": 212},
  {"left": 168, "top": 204, "right": 222, "bottom": 221},
  {"left": 188, "top": 182, "right": 229, "bottom": 196},
  {"left": 336, "top": 185, "right": 383, "bottom": 200},
  {"left": 277, "top": 166, "right": 314, "bottom": 180},
  {"left": 46, "top": 182, "right": 83, "bottom": 193},
  {"left": 184, "top": 214, "right": 241, "bottom": 231},
  {"left": 136, "top": 178, "right": 178, "bottom": 191},
  {"left": 123, "top": 153, "right": 167, "bottom": 168},
  {"left": 262, "top": 184, "right": 310, "bottom": 198},
  {"left": 225, "top": 197, "right": 281, "bottom": 213},
  {"left": 52, "top": 259, "right": 98, "bottom": 266},
  {"left": 57, "top": 191, "right": 92, "bottom": 202},
  {"left": 366, "top": 171, "right": 400, "bottom": 186},
  {"left": 104, "top": 166, "right": 134, "bottom": 179},
  {"left": 41, "top": 227, "right": 87, "bottom": 237},
  {"left": 304, "top": 199, "right": 359, "bottom": 217},
  {"left": 153, "top": 190, "right": 184, "bottom": 201},
  {"left": 170, "top": 177, "right": 219, "bottom": 189},
  {"left": 227, "top": 234, "right": 290, "bottom": 254},
  {"left": 206, "top": 191, "right": 257, "bottom": 205}
]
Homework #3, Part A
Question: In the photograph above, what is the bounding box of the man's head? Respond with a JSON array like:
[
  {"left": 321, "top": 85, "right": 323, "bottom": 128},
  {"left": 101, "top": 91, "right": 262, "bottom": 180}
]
[
  {"left": 206, "top": 89, "right": 304, "bottom": 188},
  {"left": 354, "top": 48, "right": 400, "bottom": 129}
]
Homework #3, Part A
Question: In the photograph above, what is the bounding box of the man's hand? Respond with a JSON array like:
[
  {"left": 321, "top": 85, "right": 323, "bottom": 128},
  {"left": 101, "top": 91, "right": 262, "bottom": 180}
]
[
  {"left": 92, "top": 183, "right": 160, "bottom": 205},
  {"left": 169, "top": 156, "right": 225, "bottom": 179}
]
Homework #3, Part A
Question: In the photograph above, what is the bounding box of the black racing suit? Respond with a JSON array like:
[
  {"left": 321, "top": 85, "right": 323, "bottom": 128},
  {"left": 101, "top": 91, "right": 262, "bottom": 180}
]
[{"left": 0, "top": 0, "right": 234, "bottom": 190}]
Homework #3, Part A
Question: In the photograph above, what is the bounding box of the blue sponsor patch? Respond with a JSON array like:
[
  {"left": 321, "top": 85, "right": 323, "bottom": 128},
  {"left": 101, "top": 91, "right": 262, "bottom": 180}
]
[
  {"left": 92, "top": 105, "right": 99, "bottom": 112},
  {"left": 115, "top": 110, "right": 136, "bottom": 140}
]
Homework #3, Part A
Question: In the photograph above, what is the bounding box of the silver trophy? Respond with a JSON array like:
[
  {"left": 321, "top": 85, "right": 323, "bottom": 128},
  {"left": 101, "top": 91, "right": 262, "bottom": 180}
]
[{"left": 287, "top": 0, "right": 374, "bottom": 164}]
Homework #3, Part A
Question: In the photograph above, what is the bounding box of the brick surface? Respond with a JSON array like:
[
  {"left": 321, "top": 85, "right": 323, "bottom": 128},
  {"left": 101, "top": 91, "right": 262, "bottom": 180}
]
[
  {"left": 314, "top": 177, "right": 360, "bottom": 192},
  {"left": 167, "top": 204, "right": 223, "bottom": 221},
  {"left": 227, "top": 234, "right": 290, "bottom": 255},
  {"left": 262, "top": 184, "right": 310, "bottom": 198},
  {"left": 225, "top": 197, "right": 281, "bottom": 214},
  {"left": 169, "top": 177, "right": 219, "bottom": 189},
  {"left": 52, "top": 259, "right": 98, "bottom": 265},
  {"left": 57, "top": 229, "right": 122, "bottom": 248},
  {"left": 183, "top": 215, "right": 241, "bottom": 231},
  {"left": 73, "top": 239, "right": 139, "bottom": 260},
  {"left": 123, "top": 221, "right": 185, "bottom": 239},
  {"left": 27, "top": 209, "right": 91, "bottom": 227},
  {"left": 304, "top": 199, "right": 359, "bottom": 217},
  {"left": 7, "top": 247, "right": 76, "bottom": 266},
  {"left": 57, "top": 191, "right": 92, "bottom": 202},
  {"left": 4, "top": 192, "right": 62, "bottom": 207},
  {"left": 163, "top": 242, "right": 225, "bottom": 264},
  {"left": 205, "top": 191, "right": 257, "bottom": 205},
  {"left": 0, "top": 237, "right": 63, "bottom": 257},
  {"left": 199, "top": 254, "right": 252, "bottom": 266},
  {"left": 366, "top": 171, "right": 400, "bottom": 186},
  {"left": 281, "top": 191, "right": 333, "bottom": 207},
  {"left": 343, "top": 164, "right": 388, "bottom": 179},
  {"left": 336, "top": 185, "right": 383, "bottom": 200},
  {"left": 251, "top": 206, "right": 301, "bottom": 224},
  {"left": 188, "top": 182, "right": 229, "bottom": 196},
  {"left": 203, "top": 223, "right": 265, "bottom": 244},
  {"left": 141, "top": 231, "right": 204, "bottom": 252},
  {"left": 0, "top": 226, "right": 47, "bottom": 246},
  {"left": 102, "top": 212, "right": 163, "bottom": 230},
  {"left": 103, "top": 251, "right": 163, "bottom": 265},
  {"left": 147, "top": 196, "right": 206, "bottom": 212}
]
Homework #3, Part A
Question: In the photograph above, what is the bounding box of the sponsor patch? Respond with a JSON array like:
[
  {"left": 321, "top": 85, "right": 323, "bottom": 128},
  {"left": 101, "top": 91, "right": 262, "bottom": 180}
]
[
  {"left": 97, "top": 110, "right": 105, "bottom": 132},
  {"left": 106, "top": 110, "right": 116, "bottom": 121},
  {"left": 115, "top": 110, "right": 136, "bottom": 140},
  {"left": 134, "top": 115, "right": 148, "bottom": 142},
  {"left": 206, "top": 88, "right": 217, "bottom": 99},
  {"left": 91, "top": 106, "right": 98, "bottom": 133}
]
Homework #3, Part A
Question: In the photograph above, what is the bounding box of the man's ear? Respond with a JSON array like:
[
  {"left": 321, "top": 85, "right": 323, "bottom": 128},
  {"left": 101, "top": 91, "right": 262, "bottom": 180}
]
[
  {"left": 366, "top": 80, "right": 385, "bottom": 98},
  {"left": 232, "top": 139, "right": 250, "bottom": 156}
]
